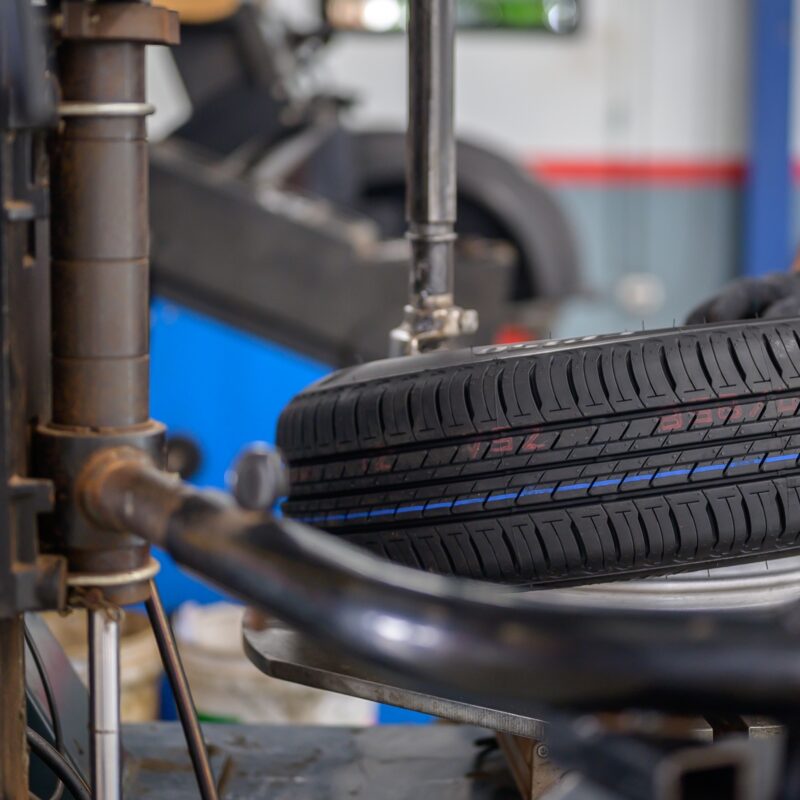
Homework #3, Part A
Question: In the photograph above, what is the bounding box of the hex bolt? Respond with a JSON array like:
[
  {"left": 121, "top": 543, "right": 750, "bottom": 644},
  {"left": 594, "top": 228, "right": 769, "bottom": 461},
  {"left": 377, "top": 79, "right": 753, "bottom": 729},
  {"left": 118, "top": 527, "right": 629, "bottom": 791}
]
[{"left": 228, "top": 444, "right": 290, "bottom": 511}]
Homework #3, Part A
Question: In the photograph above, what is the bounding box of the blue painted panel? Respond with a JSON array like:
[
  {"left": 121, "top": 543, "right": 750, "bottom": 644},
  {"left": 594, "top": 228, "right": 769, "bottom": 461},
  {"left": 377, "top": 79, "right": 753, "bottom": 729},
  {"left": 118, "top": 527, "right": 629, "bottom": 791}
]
[
  {"left": 150, "top": 298, "right": 433, "bottom": 724},
  {"left": 744, "top": 0, "right": 793, "bottom": 276},
  {"left": 150, "top": 298, "right": 329, "bottom": 612},
  {"left": 378, "top": 706, "right": 434, "bottom": 724}
]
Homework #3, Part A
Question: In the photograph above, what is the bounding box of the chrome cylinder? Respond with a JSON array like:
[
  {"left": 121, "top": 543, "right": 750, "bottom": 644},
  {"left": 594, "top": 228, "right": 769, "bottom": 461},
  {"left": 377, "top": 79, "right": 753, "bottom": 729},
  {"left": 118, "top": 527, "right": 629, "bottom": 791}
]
[{"left": 89, "top": 609, "right": 121, "bottom": 800}]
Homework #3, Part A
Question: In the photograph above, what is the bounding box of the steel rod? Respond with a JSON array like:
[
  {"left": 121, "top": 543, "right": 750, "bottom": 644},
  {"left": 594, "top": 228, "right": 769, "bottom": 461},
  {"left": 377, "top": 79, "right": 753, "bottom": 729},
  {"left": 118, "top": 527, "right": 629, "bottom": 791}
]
[
  {"left": 406, "top": 0, "right": 457, "bottom": 304},
  {"left": 145, "top": 580, "right": 218, "bottom": 800},
  {"left": 391, "top": 0, "right": 476, "bottom": 354},
  {"left": 88, "top": 609, "right": 121, "bottom": 800}
]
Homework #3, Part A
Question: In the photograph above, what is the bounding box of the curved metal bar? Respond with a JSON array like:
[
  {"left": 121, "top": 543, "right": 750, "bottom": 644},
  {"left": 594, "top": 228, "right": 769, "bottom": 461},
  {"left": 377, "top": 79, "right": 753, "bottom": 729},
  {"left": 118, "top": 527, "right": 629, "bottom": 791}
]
[{"left": 82, "top": 455, "right": 800, "bottom": 717}]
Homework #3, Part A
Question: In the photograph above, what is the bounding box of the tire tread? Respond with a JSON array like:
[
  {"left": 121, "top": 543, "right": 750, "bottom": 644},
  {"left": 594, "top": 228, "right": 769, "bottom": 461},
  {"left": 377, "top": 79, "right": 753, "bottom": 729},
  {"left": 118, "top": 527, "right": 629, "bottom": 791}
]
[{"left": 278, "top": 321, "right": 800, "bottom": 585}]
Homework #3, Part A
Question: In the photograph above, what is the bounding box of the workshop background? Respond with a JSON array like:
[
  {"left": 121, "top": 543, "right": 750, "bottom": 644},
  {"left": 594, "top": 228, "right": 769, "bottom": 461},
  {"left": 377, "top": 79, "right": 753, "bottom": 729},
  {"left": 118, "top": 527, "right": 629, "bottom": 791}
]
[{"left": 145, "top": 0, "right": 797, "bottom": 723}]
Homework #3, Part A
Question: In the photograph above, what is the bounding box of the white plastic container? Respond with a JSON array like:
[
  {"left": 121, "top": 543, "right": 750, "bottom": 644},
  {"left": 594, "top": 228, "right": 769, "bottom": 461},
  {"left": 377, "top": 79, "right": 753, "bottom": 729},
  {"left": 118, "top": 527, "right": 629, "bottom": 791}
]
[{"left": 173, "top": 601, "right": 377, "bottom": 725}]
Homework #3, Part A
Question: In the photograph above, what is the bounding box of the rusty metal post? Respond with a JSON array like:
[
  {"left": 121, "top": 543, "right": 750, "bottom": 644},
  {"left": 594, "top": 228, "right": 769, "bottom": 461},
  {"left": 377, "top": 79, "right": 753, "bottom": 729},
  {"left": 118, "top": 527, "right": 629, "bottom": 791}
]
[
  {"left": 50, "top": 38, "right": 152, "bottom": 430},
  {"left": 0, "top": 619, "right": 28, "bottom": 800}
]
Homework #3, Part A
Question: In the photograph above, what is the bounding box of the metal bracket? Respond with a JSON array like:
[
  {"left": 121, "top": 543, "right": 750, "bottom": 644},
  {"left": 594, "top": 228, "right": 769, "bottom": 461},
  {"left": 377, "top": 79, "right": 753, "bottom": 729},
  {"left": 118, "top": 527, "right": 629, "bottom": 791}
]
[{"left": 390, "top": 299, "right": 479, "bottom": 355}]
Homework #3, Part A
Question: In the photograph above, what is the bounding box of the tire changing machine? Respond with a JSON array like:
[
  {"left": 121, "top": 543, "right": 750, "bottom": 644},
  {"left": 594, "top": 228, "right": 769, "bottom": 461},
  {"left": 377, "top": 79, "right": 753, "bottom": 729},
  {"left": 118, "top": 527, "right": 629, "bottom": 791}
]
[{"left": 2, "top": 1, "right": 800, "bottom": 800}]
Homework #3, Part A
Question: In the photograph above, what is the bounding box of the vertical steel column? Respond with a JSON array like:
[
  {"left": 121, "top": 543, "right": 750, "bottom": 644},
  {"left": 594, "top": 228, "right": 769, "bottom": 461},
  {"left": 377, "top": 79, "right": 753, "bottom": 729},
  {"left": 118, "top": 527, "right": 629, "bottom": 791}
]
[
  {"left": 89, "top": 609, "right": 121, "bottom": 800},
  {"left": 48, "top": 36, "right": 151, "bottom": 581},
  {"left": 390, "top": 0, "right": 477, "bottom": 355},
  {"left": 744, "top": 0, "right": 793, "bottom": 276},
  {"left": 406, "top": 0, "right": 457, "bottom": 304},
  {"left": 0, "top": 619, "right": 28, "bottom": 800}
]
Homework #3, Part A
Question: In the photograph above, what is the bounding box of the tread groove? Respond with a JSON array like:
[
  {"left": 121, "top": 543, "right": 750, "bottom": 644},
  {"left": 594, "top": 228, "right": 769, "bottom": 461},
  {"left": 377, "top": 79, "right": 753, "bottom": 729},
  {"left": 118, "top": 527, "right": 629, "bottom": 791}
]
[
  {"left": 467, "top": 535, "right": 487, "bottom": 578},
  {"left": 569, "top": 517, "right": 588, "bottom": 568},
  {"left": 695, "top": 340, "right": 715, "bottom": 390},
  {"left": 606, "top": 511, "right": 621, "bottom": 564},
  {"left": 438, "top": 532, "right": 460, "bottom": 575},
  {"left": 624, "top": 349, "right": 640, "bottom": 397},
  {"left": 727, "top": 337, "right": 748, "bottom": 383},
  {"left": 763, "top": 333, "right": 785, "bottom": 382},
  {"left": 659, "top": 345, "right": 677, "bottom": 393},
  {"left": 707, "top": 497, "right": 721, "bottom": 553}
]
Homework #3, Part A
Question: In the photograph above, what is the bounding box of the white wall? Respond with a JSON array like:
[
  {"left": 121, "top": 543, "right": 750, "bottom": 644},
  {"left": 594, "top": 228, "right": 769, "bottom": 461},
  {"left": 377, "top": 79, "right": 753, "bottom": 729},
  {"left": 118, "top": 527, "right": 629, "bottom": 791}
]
[{"left": 316, "top": 0, "right": 750, "bottom": 161}]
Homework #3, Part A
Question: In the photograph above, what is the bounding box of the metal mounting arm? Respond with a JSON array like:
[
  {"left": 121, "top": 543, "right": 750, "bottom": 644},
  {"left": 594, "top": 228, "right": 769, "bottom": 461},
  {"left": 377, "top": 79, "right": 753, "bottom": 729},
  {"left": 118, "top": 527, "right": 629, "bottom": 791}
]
[
  {"left": 390, "top": 0, "right": 478, "bottom": 355},
  {"left": 79, "top": 448, "right": 800, "bottom": 721}
]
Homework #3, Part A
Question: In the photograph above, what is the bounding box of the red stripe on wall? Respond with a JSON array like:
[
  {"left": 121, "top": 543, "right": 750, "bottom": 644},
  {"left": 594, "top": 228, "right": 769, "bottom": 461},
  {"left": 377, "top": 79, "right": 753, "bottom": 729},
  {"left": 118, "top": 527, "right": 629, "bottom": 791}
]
[{"left": 527, "top": 159, "right": 748, "bottom": 185}]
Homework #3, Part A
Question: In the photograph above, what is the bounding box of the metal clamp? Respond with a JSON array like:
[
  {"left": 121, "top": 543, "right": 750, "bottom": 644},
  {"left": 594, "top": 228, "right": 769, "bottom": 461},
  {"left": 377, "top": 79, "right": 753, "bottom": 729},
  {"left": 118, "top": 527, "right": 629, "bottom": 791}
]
[
  {"left": 66, "top": 557, "right": 160, "bottom": 588},
  {"left": 389, "top": 299, "right": 479, "bottom": 355},
  {"left": 58, "top": 102, "right": 155, "bottom": 118}
]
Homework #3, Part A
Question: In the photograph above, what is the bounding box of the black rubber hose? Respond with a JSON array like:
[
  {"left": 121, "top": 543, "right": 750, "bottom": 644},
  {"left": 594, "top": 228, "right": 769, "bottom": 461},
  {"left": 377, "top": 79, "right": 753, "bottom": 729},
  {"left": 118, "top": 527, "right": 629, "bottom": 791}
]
[
  {"left": 26, "top": 730, "right": 90, "bottom": 800},
  {"left": 25, "top": 624, "right": 64, "bottom": 800}
]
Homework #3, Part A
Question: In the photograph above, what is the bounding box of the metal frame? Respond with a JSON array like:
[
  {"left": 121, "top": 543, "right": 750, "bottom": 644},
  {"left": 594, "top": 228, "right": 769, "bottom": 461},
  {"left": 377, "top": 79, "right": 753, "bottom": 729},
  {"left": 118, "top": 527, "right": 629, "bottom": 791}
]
[
  {"left": 0, "top": 3, "right": 65, "bottom": 796},
  {"left": 0, "top": 4, "right": 218, "bottom": 798},
  {"left": 5, "top": 1, "right": 800, "bottom": 798}
]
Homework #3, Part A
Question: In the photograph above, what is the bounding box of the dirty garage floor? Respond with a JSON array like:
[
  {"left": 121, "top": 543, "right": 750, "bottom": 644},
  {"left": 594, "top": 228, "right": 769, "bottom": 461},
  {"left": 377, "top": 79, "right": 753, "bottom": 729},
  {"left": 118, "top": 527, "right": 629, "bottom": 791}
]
[{"left": 124, "top": 723, "right": 519, "bottom": 799}]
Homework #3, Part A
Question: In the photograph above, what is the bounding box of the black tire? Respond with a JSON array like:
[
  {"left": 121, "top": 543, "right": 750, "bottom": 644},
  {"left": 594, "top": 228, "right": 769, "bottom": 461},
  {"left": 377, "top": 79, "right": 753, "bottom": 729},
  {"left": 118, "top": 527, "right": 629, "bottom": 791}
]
[{"left": 277, "top": 320, "right": 800, "bottom": 587}]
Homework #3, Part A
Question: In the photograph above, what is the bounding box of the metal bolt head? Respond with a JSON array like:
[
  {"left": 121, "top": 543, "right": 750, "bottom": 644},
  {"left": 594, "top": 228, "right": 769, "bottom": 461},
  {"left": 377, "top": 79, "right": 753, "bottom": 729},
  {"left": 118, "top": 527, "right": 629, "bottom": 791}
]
[{"left": 228, "top": 444, "right": 290, "bottom": 511}]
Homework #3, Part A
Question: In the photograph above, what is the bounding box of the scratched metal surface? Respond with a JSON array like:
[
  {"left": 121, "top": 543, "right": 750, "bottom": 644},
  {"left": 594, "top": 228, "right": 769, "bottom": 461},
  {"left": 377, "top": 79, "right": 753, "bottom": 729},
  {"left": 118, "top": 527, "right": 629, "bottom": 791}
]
[{"left": 123, "top": 723, "right": 518, "bottom": 799}]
